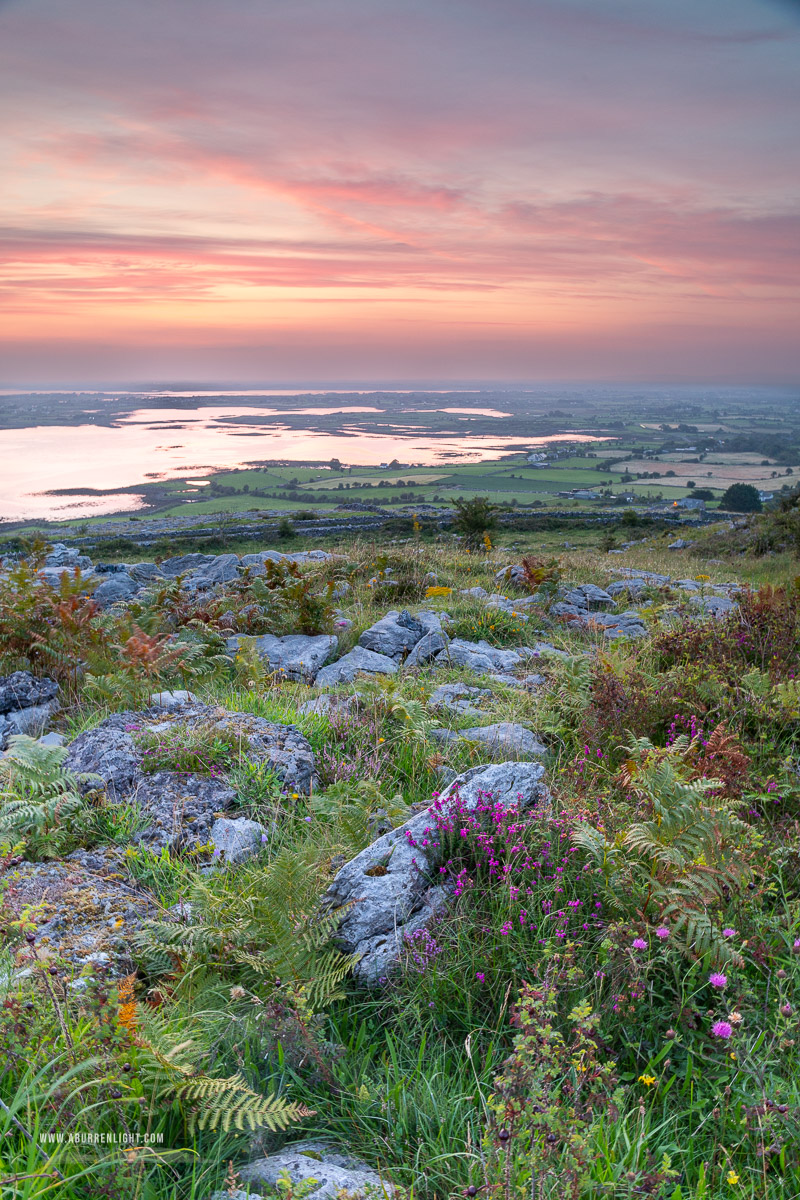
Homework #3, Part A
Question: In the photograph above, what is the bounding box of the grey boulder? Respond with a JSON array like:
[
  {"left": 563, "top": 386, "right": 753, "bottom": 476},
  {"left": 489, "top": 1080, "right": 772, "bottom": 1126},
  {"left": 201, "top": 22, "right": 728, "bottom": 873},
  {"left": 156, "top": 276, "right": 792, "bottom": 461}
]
[
  {"left": 93, "top": 573, "right": 140, "bottom": 606},
  {"left": 561, "top": 583, "right": 614, "bottom": 610},
  {"left": 64, "top": 723, "right": 143, "bottom": 798},
  {"left": 315, "top": 646, "right": 398, "bottom": 687},
  {"left": 325, "top": 760, "right": 547, "bottom": 985},
  {"left": 404, "top": 629, "right": 449, "bottom": 667},
  {"left": 184, "top": 554, "right": 241, "bottom": 588},
  {"left": 428, "top": 682, "right": 492, "bottom": 715},
  {"left": 358, "top": 609, "right": 425, "bottom": 659},
  {"left": 129, "top": 561, "right": 164, "bottom": 584},
  {"left": 149, "top": 690, "right": 198, "bottom": 710},
  {"left": 690, "top": 594, "right": 737, "bottom": 617},
  {"left": 208, "top": 817, "right": 267, "bottom": 864},
  {"left": 226, "top": 633, "right": 338, "bottom": 681},
  {"left": 0, "top": 671, "right": 59, "bottom": 714},
  {"left": 461, "top": 723, "right": 546, "bottom": 758},
  {"left": 435, "top": 638, "right": 523, "bottom": 675},
  {"left": 134, "top": 774, "right": 237, "bottom": 852},
  {"left": 239, "top": 1141, "right": 397, "bottom": 1199},
  {"left": 4, "top": 699, "right": 60, "bottom": 740},
  {"left": 297, "top": 692, "right": 361, "bottom": 717},
  {"left": 495, "top": 563, "right": 527, "bottom": 586},
  {"left": 159, "top": 553, "right": 216, "bottom": 577}
]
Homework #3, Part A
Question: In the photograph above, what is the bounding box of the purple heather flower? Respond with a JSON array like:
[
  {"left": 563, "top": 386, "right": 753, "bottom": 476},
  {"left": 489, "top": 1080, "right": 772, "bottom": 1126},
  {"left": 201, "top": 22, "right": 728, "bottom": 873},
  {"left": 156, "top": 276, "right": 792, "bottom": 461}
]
[
  {"left": 655, "top": 926, "right": 670, "bottom": 940},
  {"left": 709, "top": 972, "right": 727, "bottom": 989},
  {"left": 476, "top": 972, "right": 485, "bottom": 982},
  {"left": 711, "top": 1020, "right": 733, "bottom": 1039},
  {"left": 722, "top": 928, "right": 736, "bottom": 939},
  {"left": 632, "top": 937, "right": 648, "bottom": 950}
]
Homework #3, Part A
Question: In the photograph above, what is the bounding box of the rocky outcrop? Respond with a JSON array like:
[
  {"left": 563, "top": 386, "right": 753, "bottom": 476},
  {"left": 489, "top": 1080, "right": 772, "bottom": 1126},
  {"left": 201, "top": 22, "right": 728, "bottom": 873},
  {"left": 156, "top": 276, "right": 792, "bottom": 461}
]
[
  {"left": 314, "top": 646, "right": 398, "bottom": 687},
  {"left": 236, "top": 1141, "right": 397, "bottom": 1199},
  {"left": 324, "top": 761, "right": 548, "bottom": 985},
  {"left": 0, "top": 672, "right": 59, "bottom": 713},
  {"left": 63, "top": 705, "right": 316, "bottom": 849},
  {"left": 0, "top": 671, "right": 61, "bottom": 749},
  {"left": 93, "top": 573, "right": 140, "bottom": 606},
  {"left": 208, "top": 816, "right": 267, "bottom": 864},
  {"left": 428, "top": 682, "right": 492, "bottom": 716},
  {"left": 8, "top": 846, "right": 155, "bottom": 978},
  {"left": 459, "top": 723, "right": 546, "bottom": 757},
  {"left": 226, "top": 633, "right": 338, "bottom": 682}
]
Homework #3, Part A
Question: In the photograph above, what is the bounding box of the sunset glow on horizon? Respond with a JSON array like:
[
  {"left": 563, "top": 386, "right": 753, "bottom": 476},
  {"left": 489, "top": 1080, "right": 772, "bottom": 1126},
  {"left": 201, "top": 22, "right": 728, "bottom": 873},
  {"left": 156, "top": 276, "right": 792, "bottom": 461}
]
[{"left": 1, "top": 0, "right": 799, "bottom": 384}]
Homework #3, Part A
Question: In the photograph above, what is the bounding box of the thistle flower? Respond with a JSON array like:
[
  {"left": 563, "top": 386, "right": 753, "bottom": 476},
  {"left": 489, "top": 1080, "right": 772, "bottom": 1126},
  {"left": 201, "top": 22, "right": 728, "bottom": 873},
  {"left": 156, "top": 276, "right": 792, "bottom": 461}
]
[
  {"left": 722, "top": 928, "right": 736, "bottom": 939},
  {"left": 230, "top": 986, "right": 246, "bottom": 1000},
  {"left": 632, "top": 937, "right": 647, "bottom": 950},
  {"left": 709, "top": 972, "right": 728, "bottom": 989},
  {"left": 712, "top": 1020, "right": 733, "bottom": 1039},
  {"left": 655, "top": 926, "right": 670, "bottom": 939}
]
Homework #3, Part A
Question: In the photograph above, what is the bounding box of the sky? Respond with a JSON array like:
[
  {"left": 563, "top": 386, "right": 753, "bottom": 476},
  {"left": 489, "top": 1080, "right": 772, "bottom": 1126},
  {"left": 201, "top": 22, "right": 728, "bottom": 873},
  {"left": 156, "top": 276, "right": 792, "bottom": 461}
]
[{"left": 1, "top": 0, "right": 799, "bottom": 386}]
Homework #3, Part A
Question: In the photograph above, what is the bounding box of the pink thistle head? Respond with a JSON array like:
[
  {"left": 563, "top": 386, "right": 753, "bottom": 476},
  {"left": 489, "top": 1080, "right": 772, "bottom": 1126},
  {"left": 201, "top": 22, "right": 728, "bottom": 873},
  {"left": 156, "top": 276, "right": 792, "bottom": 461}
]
[
  {"left": 709, "top": 972, "right": 727, "bottom": 989},
  {"left": 632, "top": 937, "right": 647, "bottom": 950},
  {"left": 655, "top": 926, "right": 670, "bottom": 940},
  {"left": 711, "top": 1020, "right": 733, "bottom": 1039}
]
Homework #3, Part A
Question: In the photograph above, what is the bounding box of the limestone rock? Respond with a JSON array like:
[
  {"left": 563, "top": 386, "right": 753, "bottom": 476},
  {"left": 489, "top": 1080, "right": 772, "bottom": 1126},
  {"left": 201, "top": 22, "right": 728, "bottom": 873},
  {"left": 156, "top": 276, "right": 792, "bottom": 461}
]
[
  {"left": 325, "top": 761, "right": 547, "bottom": 985},
  {"left": 689, "top": 594, "right": 736, "bottom": 617},
  {"left": 149, "top": 690, "right": 198, "bottom": 710},
  {"left": 435, "top": 638, "right": 523, "bottom": 675},
  {"left": 428, "top": 682, "right": 492, "bottom": 715},
  {"left": 495, "top": 563, "right": 527, "bottom": 586},
  {"left": 315, "top": 646, "right": 398, "bottom": 687},
  {"left": 0, "top": 672, "right": 59, "bottom": 713},
  {"left": 461, "top": 723, "right": 546, "bottom": 758},
  {"left": 64, "top": 721, "right": 143, "bottom": 799},
  {"left": 297, "top": 693, "right": 361, "bottom": 717},
  {"left": 159, "top": 552, "right": 216, "bottom": 577},
  {"left": 93, "top": 573, "right": 140, "bottom": 606},
  {"left": 184, "top": 553, "right": 241, "bottom": 588},
  {"left": 11, "top": 846, "right": 155, "bottom": 977},
  {"left": 129, "top": 561, "right": 164, "bottom": 584},
  {"left": 134, "top": 773, "right": 237, "bottom": 852},
  {"left": 358, "top": 609, "right": 425, "bottom": 659},
  {"left": 208, "top": 817, "right": 267, "bottom": 864},
  {"left": 238, "top": 1140, "right": 397, "bottom": 1199},
  {"left": 226, "top": 633, "right": 338, "bottom": 681},
  {"left": 561, "top": 583, "right": 614, "bottom": 610},
  {"left": 5, "top": 699, "right": 60, "bottom": 740},
  {"left": 404, "top": 629, "right": 448, "bottom": 667}
]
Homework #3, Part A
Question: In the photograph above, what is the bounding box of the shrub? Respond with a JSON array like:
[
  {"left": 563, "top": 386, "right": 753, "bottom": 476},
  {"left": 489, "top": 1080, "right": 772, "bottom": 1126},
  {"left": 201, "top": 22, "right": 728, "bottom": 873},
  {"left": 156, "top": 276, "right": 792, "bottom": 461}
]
[
  {"left": 452, "top": 495, "right": 498, "bottom": 548},
  {"left": 720, "top": 482, "right": 762, "bottom": 512}
]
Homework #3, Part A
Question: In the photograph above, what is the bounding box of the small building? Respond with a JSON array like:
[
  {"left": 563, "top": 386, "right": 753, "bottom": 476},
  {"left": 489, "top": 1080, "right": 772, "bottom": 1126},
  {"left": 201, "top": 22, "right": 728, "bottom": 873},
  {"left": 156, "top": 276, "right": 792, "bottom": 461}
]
[{"left": 674, "top": 497, "right": 706, "bottom": 511}]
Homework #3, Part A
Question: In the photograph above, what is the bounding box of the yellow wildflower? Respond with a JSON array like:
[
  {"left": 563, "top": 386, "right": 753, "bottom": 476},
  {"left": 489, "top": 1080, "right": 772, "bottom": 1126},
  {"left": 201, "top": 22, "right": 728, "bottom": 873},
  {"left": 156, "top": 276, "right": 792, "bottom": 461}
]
[
  {"left": 727, "top": 1171, "right": 739, "bottom": 1185},
  {"left": 638, "top": 1074, "right": 657, "bottom": 1087}
]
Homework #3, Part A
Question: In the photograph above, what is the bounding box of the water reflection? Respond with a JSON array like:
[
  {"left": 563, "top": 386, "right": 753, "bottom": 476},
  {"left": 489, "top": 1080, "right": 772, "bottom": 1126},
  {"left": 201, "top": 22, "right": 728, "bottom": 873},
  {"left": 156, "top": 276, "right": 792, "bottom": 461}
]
[{"left": 0, "top": 406, "right": 610, "bottom": 521}]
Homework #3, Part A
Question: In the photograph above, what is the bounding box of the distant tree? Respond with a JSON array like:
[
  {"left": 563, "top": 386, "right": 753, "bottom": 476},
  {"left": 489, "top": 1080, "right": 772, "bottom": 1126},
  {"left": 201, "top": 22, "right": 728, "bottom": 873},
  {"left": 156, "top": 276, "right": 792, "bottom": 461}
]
[
  {"left": 689, "top": 488, "right": 715, "bottom": 500},
  {"left": 620, "top": 508, "right": 640, "bottom": 526},
  {"left": 720, "top": 483, "right": 762, "bottom": 513},
  {"left": 452, "top": 495, "right": 498, "bottom": 548},
  {"left": 686, "top": 480, "right": 696, "bottom": 489},
  {"left": 277, "top": 516, "right": 295, "bottom": 538}
]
